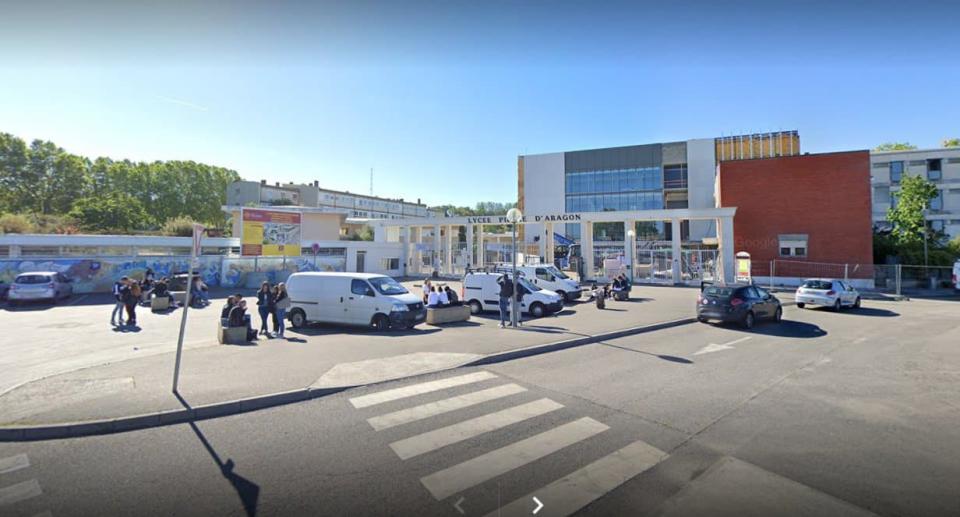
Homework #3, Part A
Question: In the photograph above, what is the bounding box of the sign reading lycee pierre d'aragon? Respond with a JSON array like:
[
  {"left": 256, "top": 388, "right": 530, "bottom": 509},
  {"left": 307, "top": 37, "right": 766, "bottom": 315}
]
[
  {"left": 241, "top": 208, "right": 302, "bottom": 257},
  {"left": 465, "top": 214, "right": 582, "bottom": 224}
]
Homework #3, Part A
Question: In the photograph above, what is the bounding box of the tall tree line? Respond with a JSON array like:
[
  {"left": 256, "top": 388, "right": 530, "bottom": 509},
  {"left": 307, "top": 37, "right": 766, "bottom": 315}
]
[{"left": 0, "top": 132, "right": 240, "bottom": 232}]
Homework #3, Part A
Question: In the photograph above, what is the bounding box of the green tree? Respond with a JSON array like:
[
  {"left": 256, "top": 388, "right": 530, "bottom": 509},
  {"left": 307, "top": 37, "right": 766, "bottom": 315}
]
[
  {"left": 69, "top": 192, "right": 149, "bottom": 233},
  {"left": 161, "top": 216, "right": 199, "bottom": 236},
  {"left": 886, "top": 174, "right": 938, "bottom": 246},
  {"left": 943, "top": 138, "right": 960, "bottom": 148},
  {"left": 0, "top": 213, "right": 34, "bottom": 234},
  {"left": 875, "top": 142, "right": 918, "bottom": 151}
]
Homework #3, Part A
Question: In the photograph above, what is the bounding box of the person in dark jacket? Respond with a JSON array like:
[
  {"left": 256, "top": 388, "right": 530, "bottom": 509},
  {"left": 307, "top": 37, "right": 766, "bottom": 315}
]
[
  {"left": 227, "top": 299, "right": 257, "bottom": 341},
  {"left": 444, "top": 285, "right": 460, "bottom": 306},
  {"left": 496, "top": 274, "right": 514, "bottom": 328},
  {"left": 269, "top": 285, "right": 280, "bottom": 334},
  {"left": 122, "top": 280, "right": 140, "bottom": 326},
  {"left": 221, "top": 295, "right": 237, "bottom": 320},
  {"left": 111, "top": 277, "right": 128, "bottom": 327},
  {"left": 256, "top": 282, "right": 272, "bottom": 336}
]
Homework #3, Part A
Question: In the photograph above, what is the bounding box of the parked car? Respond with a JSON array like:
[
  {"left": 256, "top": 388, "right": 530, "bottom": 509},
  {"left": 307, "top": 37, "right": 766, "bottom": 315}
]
[
  {"left": 492, "top": 263, "right": 582, "bottom": 302},
  {"left": 795, "top": 279, "right": 860, "bottom": 311},
  {"left": 696, "top": 283, "right": 782, "bottom": 329},
  {"left": 462, "top": 271, "right": 564, "bottom": 318},
  {"left": 7, "top": 272, "right": 73, "bottom": 305},
  {"left": 285, "top": 272, "right": 425, "bottom": 331},
  {"left": 953, "top": 260, "right": 960, "bottom": 292}
]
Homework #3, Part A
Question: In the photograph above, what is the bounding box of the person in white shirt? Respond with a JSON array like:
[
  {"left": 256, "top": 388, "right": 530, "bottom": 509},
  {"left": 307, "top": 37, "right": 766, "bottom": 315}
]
[
  {"left": 438, "top": 287, "right": 449, "bottom": 306},
  {"left": 422, "top": 278, "right": 432, "bottom": 304},
  {"left": 426, "top": 286, "right": 441, "bottom": 307}
]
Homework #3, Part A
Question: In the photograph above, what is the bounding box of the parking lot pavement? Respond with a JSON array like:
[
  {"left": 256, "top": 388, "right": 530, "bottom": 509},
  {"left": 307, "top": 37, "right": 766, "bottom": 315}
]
[
  {"left": 0, "top": 284, "right": 699, "bottom": 426},
  {"left": 1, "top": 297, "right": 956, "bottom": 516}
]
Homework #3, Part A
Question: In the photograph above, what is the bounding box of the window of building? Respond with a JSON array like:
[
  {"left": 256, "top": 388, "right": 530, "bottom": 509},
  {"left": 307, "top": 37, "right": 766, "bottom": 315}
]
[
  {"left": 873, "top": 186, "right": 890, "bottom": 204},
  {"left": 380, "top": 257, "right": 400, "bottom": 270},
  {"left": 663, "top": 164, "right": 688, "bottom": 189},
  {"left": 889, "top": 161, "right": 904, "bottom": 184},
  {"left": 930, "top": 190, "right": 944, "bottom": 211},
  {"left": 927, "top": 159, "right": 942, "bottom": 181},
  {"left": 778, "top": 234, "right": 808, "bottom": 258}
]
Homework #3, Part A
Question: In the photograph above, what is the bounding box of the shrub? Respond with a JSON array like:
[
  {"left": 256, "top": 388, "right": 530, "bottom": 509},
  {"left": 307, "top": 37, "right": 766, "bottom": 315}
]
[
  {"left": 0, "top": 213, "right": 34, "bottom": 234},
  {"left": 161, "top": 216, "right": 198, "bottom": 237}
]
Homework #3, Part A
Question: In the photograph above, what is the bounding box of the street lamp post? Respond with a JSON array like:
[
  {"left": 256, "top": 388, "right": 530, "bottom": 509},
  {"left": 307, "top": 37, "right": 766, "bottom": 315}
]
[
  {"left": 626, "top": 229, "right": 635, "bottom": 282},
  {"left": 506, "top": 208, "right": 523, "bottom": 328}
]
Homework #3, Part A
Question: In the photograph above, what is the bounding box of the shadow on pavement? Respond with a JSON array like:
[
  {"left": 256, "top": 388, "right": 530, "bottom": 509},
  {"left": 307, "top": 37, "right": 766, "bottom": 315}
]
[
  {"left": 290, "top": 325, "right": 442, "bottom": 338},
  {"left": 597, "top": 341, "right": 694, "bottom": 364},
  {"left": 174, "top": 391, "right": 260, "bottom": 516},
  {"left": 745, "top": 320, "right": 827, "bottom": 339},
  {"left": 803, "top": 306, "right": 899, "bottom": 318}
]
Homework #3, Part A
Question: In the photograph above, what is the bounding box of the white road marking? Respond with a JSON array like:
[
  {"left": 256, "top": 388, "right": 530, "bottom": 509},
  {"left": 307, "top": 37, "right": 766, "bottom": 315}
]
[
  {"left": 694, "top": 336, "right": 751, "bottom": 356},
  {"left": 0, "top": 454, "right": 29, "bottom": 475},
  {"left": 390, "top": 398, "right": 564, "bottom": 460},
  {"left": 349, "top": 371, "right": 498, "bottom": 408},
  {"left": 420, "top": 417, "right": 609, "bottom": 500},
  {"left": 368, "top": 383, "right": 528, "bottom": 431},
  {"left": 0, "top": 479, "right": 42, "bottom": 507},
  {"left": 485, "top": 439, "right": 667, "bottom": 517}
]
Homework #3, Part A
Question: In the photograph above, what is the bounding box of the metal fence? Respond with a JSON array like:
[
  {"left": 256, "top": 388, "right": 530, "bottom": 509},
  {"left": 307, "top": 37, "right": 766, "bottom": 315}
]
[{"left": 747, "top": 259, "right": 956, "bottom": 296}]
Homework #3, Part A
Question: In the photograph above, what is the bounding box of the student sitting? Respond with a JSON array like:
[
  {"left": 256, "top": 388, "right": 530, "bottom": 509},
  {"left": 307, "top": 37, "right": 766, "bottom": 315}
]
[
  {"left": 152, "top": 278, "right": 175, "bottom": 304},
  {"left": 221, "top": 295, "right": 237, "bottom": 320},
  {"left": 444, "top": 286, "right": 460, "bottom": 306},
  {"left": 438, "top": 286, "right": 450, "bottom": 307},
  {"left": 426, "top": 286, "right": 441, "bottom": 308},
  {"left": 227, "top": 299, "right": 257, "bottom": 341}
]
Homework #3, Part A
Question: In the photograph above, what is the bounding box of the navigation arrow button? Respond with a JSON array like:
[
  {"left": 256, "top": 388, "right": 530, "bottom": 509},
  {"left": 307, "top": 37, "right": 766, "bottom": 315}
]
[
  {"left": 532, "top": 496, "right": 544, "bottom": 515},
  {"left": 454, "top": 496, "right": 466, "bottom": 515}
]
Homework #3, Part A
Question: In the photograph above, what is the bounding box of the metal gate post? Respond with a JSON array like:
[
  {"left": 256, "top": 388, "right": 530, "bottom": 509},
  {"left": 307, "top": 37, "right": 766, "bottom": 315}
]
[
  {"left": 770, "top": 260, "right": 775, "bottom": 290},
  {"left": 844, "top": 264, "right": 849, "bottom": 283},
  {"left": 895, "top": 264, "right": 902, "bottom": 296}
]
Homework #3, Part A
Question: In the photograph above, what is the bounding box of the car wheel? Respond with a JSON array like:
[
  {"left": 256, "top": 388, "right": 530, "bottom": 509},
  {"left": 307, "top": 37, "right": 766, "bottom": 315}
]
[
  {"left": 796, "top": 302, "right": 805, "bottom": 309},
  {"left": 469, "top": 300, "right": 482, "bottom": 315},
  {"left": 371, "top": 314, "right": 390, "bottom": 331},
  {"left": 697, "top": 316, "right": 708, "bottom": 323},
  {"left": 773, "top": 306, "right": 782, "bottom": 323},
  {"left": 743, "top": 311, "right": 755, "bottom": 329},
  {"left": 854, "top": 297, "right": 861, "bottom": 309},
  {"left": 555, "top": 291, "right": 567, "bottom": 303},
  {"left": 833, "top": 299, "right": 842, "bottom": 312},
  {"left": 289, "top": 309, "right": 306, "bottom": 328},
  {"left": 530, "top": 302, "right": 545, "bottom": 318}
]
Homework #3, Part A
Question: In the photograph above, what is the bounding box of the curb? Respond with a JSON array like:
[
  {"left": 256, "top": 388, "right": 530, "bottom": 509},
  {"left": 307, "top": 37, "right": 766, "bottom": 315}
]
[{"left": 0, "top": 314, "right": 711, "bottom": 442}]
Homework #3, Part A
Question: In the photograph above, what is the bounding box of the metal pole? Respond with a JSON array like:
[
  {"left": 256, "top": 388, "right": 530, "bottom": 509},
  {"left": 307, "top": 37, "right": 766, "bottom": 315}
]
[
  {"left": 844, "top": 264, "right": 849, "bottom": 283},
  {"left": 770, "top": 260, "right": 775, "bottom": 290},
  {"left": 511, "top": 223, "right": 519, "bottom": 328},
  {"left": 895, "top": 264, "right": 902, "bottom": 296},
  {"left": 173, "top": 228, "right": 200, "bottom": 393}
]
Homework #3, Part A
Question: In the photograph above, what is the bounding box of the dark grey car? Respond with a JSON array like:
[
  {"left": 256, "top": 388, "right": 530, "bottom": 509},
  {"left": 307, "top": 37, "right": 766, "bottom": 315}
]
[{"left": 696, "top": 283, "right": 782, "bottom": 329}]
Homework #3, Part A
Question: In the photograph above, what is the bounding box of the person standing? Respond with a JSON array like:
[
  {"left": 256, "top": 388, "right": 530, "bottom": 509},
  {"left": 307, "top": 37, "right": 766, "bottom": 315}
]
[
  {"left": 269, "top": 285, "right": 280, "bottom": 335},
  {"left": 496, "top": 273, "right": 513, "bottom": 329},
  {"left": 274, "top": 282, "right": 291, "bottom": 338},
  {"left": 123, "top": 280, "right": 140, "bottom": 326},
  {"left": 256, "top": 281, "right": 272, "bottom": 336},
  {"left": 422, "top": 278, "right": 432, "bottom": 304},
  {"left": 111, "top": 276, "right": 128, "bottom": 326}
]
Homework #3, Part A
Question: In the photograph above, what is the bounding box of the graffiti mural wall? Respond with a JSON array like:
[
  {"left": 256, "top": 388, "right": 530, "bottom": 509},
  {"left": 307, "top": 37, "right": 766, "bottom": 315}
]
[{"left": 0, "top": 254, "right": 347, "bottom": 293}]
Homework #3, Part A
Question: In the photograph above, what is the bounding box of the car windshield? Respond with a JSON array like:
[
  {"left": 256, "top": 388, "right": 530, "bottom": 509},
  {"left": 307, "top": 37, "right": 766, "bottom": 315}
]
[
  {"left": 518, "top": 278, "right": 541, "bottom": 291},
  {"left": 703, "top": 286, "right": 735, "bottom": 297},
  {"left": 369, "top": 277, "right": 409, "bottom": 295},
  {"left": 545, "top": 266, "right": 569, "bottom": 279},
  {"left": 802, "top": 280, "right": 834, "bottom": 290},
  {"left": 16, "top": 274, "right": 52, "bottom": 284}
]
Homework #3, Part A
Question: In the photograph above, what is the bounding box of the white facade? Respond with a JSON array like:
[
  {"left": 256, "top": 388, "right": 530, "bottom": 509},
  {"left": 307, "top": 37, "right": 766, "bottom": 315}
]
[
  {"left": 870, "top": 147, "right": 960, "bottom": 241},
  {"left": 686, "top": 138, "right": 718, "bottom": 241},
  {"left": 520, "top": 152, "right": 566, "bottom": 246}
]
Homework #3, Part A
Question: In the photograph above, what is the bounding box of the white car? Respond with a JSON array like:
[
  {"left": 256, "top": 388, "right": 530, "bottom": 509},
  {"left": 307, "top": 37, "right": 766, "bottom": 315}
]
[
  {"left": 795, "top": 279, "right": 860, "bottom": 311},
  {"left": 7, "top": 271, "right": 73, "bottom": 305},
  {"left": 492, "top": 263, "right": 582, "bottom": 302},
  {"left": 462, "top": 271, "right": 563, "bottom": 318},
  {"left": 953, "top": 260, "right": 960, "bottom": 291}
]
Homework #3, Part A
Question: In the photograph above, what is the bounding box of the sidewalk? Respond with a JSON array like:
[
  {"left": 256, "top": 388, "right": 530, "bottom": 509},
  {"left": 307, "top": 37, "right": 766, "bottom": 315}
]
[{"left": 0, "top": 285, "right": 704, "bottom": 433}]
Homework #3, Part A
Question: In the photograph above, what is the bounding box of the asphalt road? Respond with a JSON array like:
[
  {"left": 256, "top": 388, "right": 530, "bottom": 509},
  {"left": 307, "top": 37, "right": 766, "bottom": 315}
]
[{"left": 1, "top": 298, "right": 958, "bottom": 517}]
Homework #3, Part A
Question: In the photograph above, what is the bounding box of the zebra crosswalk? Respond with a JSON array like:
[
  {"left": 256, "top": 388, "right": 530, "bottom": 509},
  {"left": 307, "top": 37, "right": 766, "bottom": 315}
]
[
  {"left": 349, "top": 370, "right": 668, "bottom": 516},
  {"left": 0, "top": 453, "right": 51, "bottom": 516}
]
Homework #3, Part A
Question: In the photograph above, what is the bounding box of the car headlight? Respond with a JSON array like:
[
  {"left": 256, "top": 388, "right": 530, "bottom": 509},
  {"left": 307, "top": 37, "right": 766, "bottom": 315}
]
[{"left": 391, "top": 303, "right": 409, "bottom": 312}]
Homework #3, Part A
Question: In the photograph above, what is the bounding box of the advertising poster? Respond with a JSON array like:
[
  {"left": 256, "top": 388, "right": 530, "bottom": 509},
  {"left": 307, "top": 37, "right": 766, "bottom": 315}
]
[{"left": 241, "top": 208, "right": 302, "bottom": 256}]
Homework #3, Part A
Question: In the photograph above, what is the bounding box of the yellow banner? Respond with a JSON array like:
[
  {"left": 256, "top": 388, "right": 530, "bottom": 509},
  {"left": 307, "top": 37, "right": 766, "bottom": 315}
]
[{"left": 241, "top": 208, "right": 302, "bottom": 256}]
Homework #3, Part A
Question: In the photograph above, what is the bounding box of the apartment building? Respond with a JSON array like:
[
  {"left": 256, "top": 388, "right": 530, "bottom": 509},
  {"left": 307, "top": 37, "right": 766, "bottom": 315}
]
[{"left": 870, "top": 147, "right": 960, "bottom": 240}]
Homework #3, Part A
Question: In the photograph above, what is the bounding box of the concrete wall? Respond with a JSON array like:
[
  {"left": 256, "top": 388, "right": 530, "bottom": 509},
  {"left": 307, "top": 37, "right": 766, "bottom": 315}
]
[
  {"left": 520, "top": 152, "right": 565, "bottom": 244},
  {"left": 686, "top": 138, "right": 718, "bottom": 241},
  {"left": 718, "top": 151, "right": 874, "bottom": 273},
  {"left": 302, "top": 213, "right": 346, "bottom": 241}
]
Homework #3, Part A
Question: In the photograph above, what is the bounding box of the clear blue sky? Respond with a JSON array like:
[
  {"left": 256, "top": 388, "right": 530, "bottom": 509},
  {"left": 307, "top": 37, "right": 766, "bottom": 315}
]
[{"left": 2, "top": 0, "right": 957, "bottom": 207}]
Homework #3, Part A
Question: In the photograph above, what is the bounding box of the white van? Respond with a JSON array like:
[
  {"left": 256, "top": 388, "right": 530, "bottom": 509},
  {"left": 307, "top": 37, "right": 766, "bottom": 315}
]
[
  {"left": 462, "top": 271, "right": 564, "bottom": 318},
  {"left": 286, "top": 272, "right": 426, "bottom": 331},
  {"left": 492, "top": 263, "right": 581, "bottom": 302}
]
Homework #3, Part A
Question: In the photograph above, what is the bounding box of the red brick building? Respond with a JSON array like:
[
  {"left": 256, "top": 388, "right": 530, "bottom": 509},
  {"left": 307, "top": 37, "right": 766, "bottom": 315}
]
[{"left": 717, "top": 150, "right": 874, "bottom": 285}]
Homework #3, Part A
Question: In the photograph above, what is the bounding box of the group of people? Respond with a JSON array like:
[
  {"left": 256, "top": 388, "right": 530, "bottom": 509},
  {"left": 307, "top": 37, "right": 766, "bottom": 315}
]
[
  {"left": 111, "top": 276, "right": 144, "bottom": 327},
  {"left": 590, "top": 273, "right": 631, "bottom": 309},
  {"left": 421, "top": 278, "right": 460, "bottom": 308},
  {"left": 221, "top": 282, "right": 291, "bottom": 340}
]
